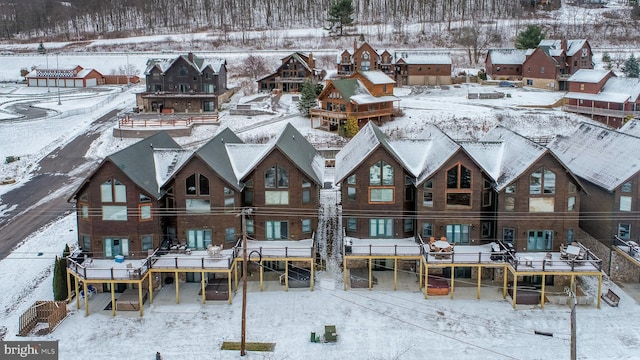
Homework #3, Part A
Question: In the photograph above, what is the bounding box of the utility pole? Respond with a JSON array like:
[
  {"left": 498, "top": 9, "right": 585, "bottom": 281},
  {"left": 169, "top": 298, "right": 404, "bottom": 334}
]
[
  {"left": 570, "top": 281, "right": 577, "bottom": 360},
  {"left": 45, "top": 52, "right": 50, "bottom": 93},
  {"left": 240, "top": 207, "right": 248, "bottom": 356}
]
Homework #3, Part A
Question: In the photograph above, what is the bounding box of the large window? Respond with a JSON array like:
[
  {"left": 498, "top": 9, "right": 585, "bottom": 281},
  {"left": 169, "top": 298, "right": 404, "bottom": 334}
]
[
  {"left": 370, "top": 161, "right": 394, "bottom": 186},
  {"left": 361, "top": 51, "right": 371, "bottom": 71},
  {"left": 225, "top": 228, "right": 236, "bottom": 243},
  {"left": 347, "top": 187, "right": 356, "bottom": 201},
  {"left": 266, "top": 221, "right": 289, "bottom": 240},
  {"left": 101, "top": 179, "right": 126, "bottom": 203},
  {"left": 530, "top": 167, "right": 555, "bottom": 194},
  {"left": 404, "top": 218, "right": 413, "bottom": 232},
  {"left": 527, "top": 230, "right": 553, "bottom": 251},
  {"left": 302, "top": 179, "right": 311, "bottom": 204},
  {"left": 347, "top": 218, "right": 357, "bottom": 231},
  {"left": 265, "top": 165, "right": 289, "bottom": 188},
  {"left": 104, "top": 238, "right": 129, "bottom": 257},
  {"left": 369, "top": 219, "right": 393, "bottom": 238},
  {"left": 224, "top": 187, "right": 235, "bottom": 209},
  {"left": 423, "top": 179, "right": 433, "bottom": 207},
  {"left": 620, "top": 196, "right": 632, "bottom": 212},
  {"left": 139, "top": 204, "right": 152, "bottom": 220},
  {"left": 446, "top": 224, "right": 470, "bottom": 244},
  {"left": 102, "top": 206, "right": 127, "bottom": 221},
  {"left": 187, "top": 229, "right": 212, "bottom": 249},
  {"left": 568, "top": 196, "right": 576, "bottom": 211},
  {"left": 446, "top": 164, "right": 471, "bottom": 208},
  {"left": 369, "top": 188, "right": 394, "bottom": 203},
  {"left": 302, "top": 219, "right": 312, "bottom": 233},
  {"left": 265, "top": 191, "right": 289, "bottom": 205},
  {"left": 82, "top": 235, "right": 91, "bottom": 251},
  {"left": 142, "top": 235, "right": 153, "bottom": 251},
  {"left": 186, "top": 174, "right": 209, "bottom": 196},
  {"left": 186, "top": 199, "right": 210, "bottom": 213}
]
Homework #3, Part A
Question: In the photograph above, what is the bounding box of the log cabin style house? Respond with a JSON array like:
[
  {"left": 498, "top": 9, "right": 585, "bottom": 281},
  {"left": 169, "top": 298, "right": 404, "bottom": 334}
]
[
  {"left": 136, "top": 52, "right": 227, "bottom": 113},
  {"left": 310, "top": 70, "right": 399, "bottom": 133},
  {"left": 257, "top": 52, "right": 326, "bottom": 93}
]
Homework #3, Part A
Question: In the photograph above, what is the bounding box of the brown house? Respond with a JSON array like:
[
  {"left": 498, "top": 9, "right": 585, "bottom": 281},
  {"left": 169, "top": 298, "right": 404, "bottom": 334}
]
[
  {"left": 394, "top": 50, "right": 452, "bottom": 86},
  {"left": 337, "top": 41, "right": 394, "bottom": 79},
  {"left": 70, "top": 124, "right": 323, "bottom": 259},
  {"left": 523, "top": 39, "right": 593, "bottom": 90},
  {"left": 137, "top": 52, "right": 227, "bottom": 113},
  {"left": 563, "top": 69, "right": 640, "bottom": 128},
  {"left": 69, "top": 132, "right": 184, "bottom": 258},
  {"left": 548, "top": 122, "right": 640, "bottom": 246},
  {"left": 484, "top": 49, "right": 527, "bottom": 80},
  {"left": 310, "top": 70, "right": 399, "bottom": 133},
  {"left": 257, "top": 52, "right": 326, "bottom": 93}
]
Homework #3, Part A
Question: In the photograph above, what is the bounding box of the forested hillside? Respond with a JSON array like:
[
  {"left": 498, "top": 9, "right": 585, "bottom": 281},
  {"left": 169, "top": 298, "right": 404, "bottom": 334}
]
[{"left": 0, "top": 0, "right": 638, "bottom": 51}]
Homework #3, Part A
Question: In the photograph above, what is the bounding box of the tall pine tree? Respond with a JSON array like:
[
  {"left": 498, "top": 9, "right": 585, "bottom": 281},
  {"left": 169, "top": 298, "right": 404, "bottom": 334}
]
[
  {"left": 515, "top": 25, "right": 545, "bottom": 50},
  {"left": 623, "top": 54, "right": 640, "bottom": 78},
  {"left": 325, "top": 0, "right": 354, "bottom": 36},
  {"left": 52, "top": 256, "right": 68, "bottom": 301},
  {"left": 297, "top": 81, "right": 319, "bottom": 117}
]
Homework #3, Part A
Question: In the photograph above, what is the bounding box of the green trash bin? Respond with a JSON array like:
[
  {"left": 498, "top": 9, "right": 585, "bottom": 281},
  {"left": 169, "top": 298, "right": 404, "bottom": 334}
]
[{"left": 310, "top": 332, "right": 316, "bottom": 343}]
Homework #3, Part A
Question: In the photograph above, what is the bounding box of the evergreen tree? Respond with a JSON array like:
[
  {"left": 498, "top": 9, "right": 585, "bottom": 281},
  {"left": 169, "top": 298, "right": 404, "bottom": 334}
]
[
  {"left": 344, "top": 118, "right": 359, "bottom": 138},
  {"left": 515, "top": 25, "right": 545, "bottom": 50},
  {"left": 297, "top": 81, "right": 318, "bottom": 117},
  {"left": 52, "top": 256, "right": 67, "bottom": 301},
  {"left": 37, "top": 41, "right": 46, "bottom": 54},
  {"left": 623, "top": 54, "right": 640, "bottom": 78},
  {"left": 602, "top": 52, "right": 611, "bottom": 64},
  {"left": 325, "top": 0, "right": 354, "bottom": 36}
]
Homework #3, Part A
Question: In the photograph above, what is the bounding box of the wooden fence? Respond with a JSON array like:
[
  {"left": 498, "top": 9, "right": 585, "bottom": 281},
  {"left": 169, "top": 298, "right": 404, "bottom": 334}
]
[{"left": 18, "top": 301, "right": 67, "bottom": 336}]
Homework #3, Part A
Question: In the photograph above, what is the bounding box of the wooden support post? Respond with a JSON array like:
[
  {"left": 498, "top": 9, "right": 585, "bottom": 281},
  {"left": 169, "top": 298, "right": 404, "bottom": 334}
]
[
  {"left": 450, "top": 266, "right": 455, "bottom": 299},
  {"left": 228, "top": 273, "right": 233, "bottom": 304},
  {"left": 66, "top": 270, "right": 71, "bottom": 302},
  {"left": 424, "top": 268, "right": 429, "bottom": 299},
  {"left": 419, "top": 259, "right": 424, "bottom": 290},
  {"left": 503, "top": 267, "right": 508, "bottom": 299},
  {"left": 541, "top": 274, "right": 546, "bottom": 309},
  {"left": 138, "top": 286, "right": 144, "bottom": 317},
  {"left": 259, "top": 259, "right": 264, "bottom": 291},
  {"left": 75, "top": 275, "right": 80, "bottom": 310},
  {"left": 343, "top": 256, "right": 348, "bottom": 291},
  {"left": 513, "top": 275, "right": 518, "bottom": 309},
  {"left": 477, "top": 267, "right": 482, "bottom": 299},
  {"left": 175, "top": 270, "right": 180, "bottom": 304},
  {"left": 310, "top": 259, "right": 315, "bottom": 291},
  {"left": 393, "top": 258, "right": 398, "bottom": 291},
  {"left": 285, "top": 260, "right": 289, "bottom": 291},
  {"left": 201, "top": 271, "right": 206, "bottom": 304},
  {"left": 234, "top": 260, "right": 239, "bottom": 291},
  {"left": 110, "top": 283, "right": 116, "bottom": 317},
  {"left": 597, "top": 274, "right": 602, "bottom": 309},
  {"left": 148, "top": 272, "right": 153, "bottom": 304},
  {"left": 84, "top": 282, "right": 90, "bottom": 317}
]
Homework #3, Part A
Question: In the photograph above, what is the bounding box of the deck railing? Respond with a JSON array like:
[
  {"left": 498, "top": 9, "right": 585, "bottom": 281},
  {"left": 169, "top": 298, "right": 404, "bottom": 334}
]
[{"left": 118, "top": 114, "right": 219, "bottom": 128}]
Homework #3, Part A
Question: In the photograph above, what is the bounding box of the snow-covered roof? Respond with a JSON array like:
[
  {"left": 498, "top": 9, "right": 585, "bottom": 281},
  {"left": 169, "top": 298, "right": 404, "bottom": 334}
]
[
  {"left": 547, "top": 122, "right": 640, "bottom": 191},
  {"left": 538, "top": 39, "right": 587, "bottom": 56},
  {"left": 393, "top": 51, "right": 451, "bottom": 65},
  {"left": 475, "top": 126, "right": 547, "bottom": 191},
  {"left": 144, "top": 54, "right": 225, "bottom": 75},
  {"left": 412, "top": 125, "right": 460, "bottom": 185},
  {"left": 620, "top": 119, "right": 640, "bottom": 138},
  {"left": 486, "top": 49, "right": 527, "bottom": 65},
  {"left": 357, "top": 70, "right": 395, "bottom": 84},
  {"left": 335, "top": 122, "right": 403, "bottom": 184},
  {"left": 195, "top": 127, "right": 245, "bottom": 191},
  {"left": 565, "top": 77, "right": 640, "bottom": 103},
  {"left": 153, "top": 148, "right": 192, "bottom": 191},
  {"left": 567, "top": 69, "right": 611, "bottom": 83}
]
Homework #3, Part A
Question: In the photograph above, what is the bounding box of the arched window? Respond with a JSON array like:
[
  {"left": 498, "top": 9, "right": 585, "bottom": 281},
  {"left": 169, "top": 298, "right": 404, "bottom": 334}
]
[
  {"left": 446, "top": 164, "right": 472, "bottom": 208},
  {"left": 530, "top": 167, "right": 555, "bottom": 194},
  {"left": 369, "top": 160, "right": 394, "bottom": 186},
  {"left": 361, "top": 51, "right": 371, "bottom": 71},
  {"left": 265, "top": 165, "right": 289, "bottom": 188},
  {"left": 186, "top": 174, "right": 209, "bottom": 196}
]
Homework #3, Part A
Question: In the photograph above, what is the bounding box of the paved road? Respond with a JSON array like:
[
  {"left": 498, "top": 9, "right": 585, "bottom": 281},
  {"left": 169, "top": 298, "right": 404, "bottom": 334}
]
[{"left": 0, "top": 109, "right": 119, "bottom": 260}]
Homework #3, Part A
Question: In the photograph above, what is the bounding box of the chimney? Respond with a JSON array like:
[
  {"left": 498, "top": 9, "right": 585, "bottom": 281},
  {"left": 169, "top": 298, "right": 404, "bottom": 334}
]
[
  {"left": 188, "top": 52, "right": 194, "bottom": 63},
  {"left": 561, "top": 37, "right": 567, "bottom": 52},
  {"left": 354, "top": 39, "right": 357, "bottom": 54},
  {"left": 308, "top": 52, "right": 314, "bottom": 68}
]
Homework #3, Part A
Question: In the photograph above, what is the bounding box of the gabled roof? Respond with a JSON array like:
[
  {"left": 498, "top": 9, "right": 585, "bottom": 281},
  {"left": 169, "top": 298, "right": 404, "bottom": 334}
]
[
  {"left": 565, "top": 76, "right": 640, "bottom": 103},
  {"left": 226, "top": 123, "right": 324, "bottom": 186},
  {"left": 334, "top": 122, "right": 404, "bottom": 184},
  {"left": 473, "top": 126, "right": 547, "bottom": 191},
  {"left": 547, "top": 122, "right": 640, "bottom": 191},
  {"left": 144, "top": 54, "right": 226, "bottom": 75},
  {"left": 411, "top": 125, "right": 460, "bottom": 185},
  {"left": 283, "top": 52, "right": 313, "bottom": 73},
  {"left": 108, "top": 132, "right": 183, "bottom": 199},
  {"left": 393, "top": 50, "right": 452, "bottom": 65},
  {"left": 539, "top": 39, "right": 588, "bottom": 56},
  {"left": 330, "top": 79, "right": 368, "bottom": 102},
  {"left": 567, "top": 69, "right": 612, "bottom": 83},
  {"left": 620, "top": 119, "right": 640, "bottom": 138},
  {"left": 153, "top": 148, "right": 192, "bottom": 191},
  {"left": 356, "top": 70, "right": 395, "bottom": 85},
  {"left": 194, "top": 127, "right": 245, "bottom": 191},
  {"left": 485, "top": 49, "right": 527, "bottom": 65}
]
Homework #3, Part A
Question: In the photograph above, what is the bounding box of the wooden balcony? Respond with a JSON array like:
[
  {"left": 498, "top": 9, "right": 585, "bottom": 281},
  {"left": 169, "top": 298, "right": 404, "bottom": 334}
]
[
  {"left": 563, "top": 104, "right": 640, "bottom": 119},
  {"left": 310, "top": 107, "right": 394, "bottom": 121}
]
